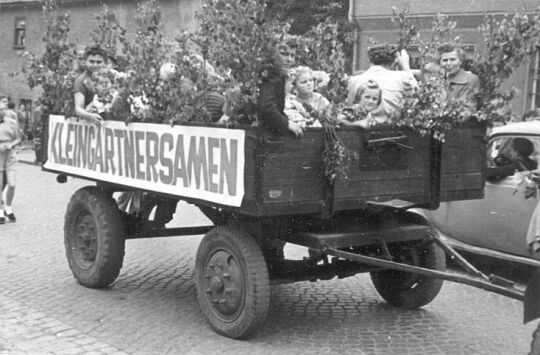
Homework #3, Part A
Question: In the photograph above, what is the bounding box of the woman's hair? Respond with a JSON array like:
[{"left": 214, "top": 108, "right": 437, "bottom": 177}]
[
  {"left": 367, "top": 44, "right": 397, "bottom": 65},
  {"left": 354, "top": 80, "right": 382, "bottom": 105},
  {"left": 437, "top": 42, "right": 464, "bottom": 60}
]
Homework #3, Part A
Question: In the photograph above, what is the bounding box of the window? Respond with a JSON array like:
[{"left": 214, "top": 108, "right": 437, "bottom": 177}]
[
  {"left": 14, "top": 17, "right": 26, "bottom": 48},
  {"left": 529, "top": 49, "right": 540, "bottom": 111}
]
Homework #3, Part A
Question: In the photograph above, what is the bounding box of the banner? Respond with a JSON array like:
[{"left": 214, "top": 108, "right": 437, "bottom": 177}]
[{"left": 44, "top": 115, "right": 245, "bottom": 207}]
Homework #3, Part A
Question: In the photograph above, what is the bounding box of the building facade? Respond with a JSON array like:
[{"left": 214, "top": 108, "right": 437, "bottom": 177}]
[
  {"left": 0, "top": 0, "right": 201, "bottom": 111},
  {"left": 349, "top": 0, "right": 540, "bottom": 118}
]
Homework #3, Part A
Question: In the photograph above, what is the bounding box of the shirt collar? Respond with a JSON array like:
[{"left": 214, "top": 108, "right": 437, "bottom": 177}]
[{"left": 447, "top": 68, "right": 470, "bottom": 84}]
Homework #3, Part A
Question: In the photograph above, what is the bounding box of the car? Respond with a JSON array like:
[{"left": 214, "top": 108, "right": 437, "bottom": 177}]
[
  {"left": 423, "top": 121, "right": 540, "bottom": 354},
  {"left": 424, "top": 121, "right": 540, "bottom": 263}
]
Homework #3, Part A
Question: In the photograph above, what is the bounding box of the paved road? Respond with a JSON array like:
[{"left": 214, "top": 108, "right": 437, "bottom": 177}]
[{"left": 0, "top": 150, "right": 538, "bottom": 354}]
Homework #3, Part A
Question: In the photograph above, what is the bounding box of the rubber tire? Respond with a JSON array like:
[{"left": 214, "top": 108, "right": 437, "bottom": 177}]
[
  {"left": 64, "top": 186, "right": 125, "bottom": 288},
  {"left": 370, "top": 241, "right": 445, "bottom": 309},
  {"left": 196, "top": 226, "right": 270, "bottom": 339},
  {"left": 531, "top": 322, "right": 540, "bottom": 355}
]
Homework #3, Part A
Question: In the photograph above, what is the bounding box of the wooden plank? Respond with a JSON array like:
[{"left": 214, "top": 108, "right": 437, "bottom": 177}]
[{"left": 334, "top": 177, "right": 431, "bottom": 199}]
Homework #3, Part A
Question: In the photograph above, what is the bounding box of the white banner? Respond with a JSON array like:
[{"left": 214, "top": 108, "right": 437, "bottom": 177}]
[{"left": 44, "top": 115, "right": 246, "bottom": 207}]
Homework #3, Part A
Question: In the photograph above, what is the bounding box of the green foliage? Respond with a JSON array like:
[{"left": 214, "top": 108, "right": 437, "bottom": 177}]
[
  {"left": 22, "top": 0, "right": 77, "bottom": 115},
  {"left": 472, "top": 12, "right": 540, "bottom": 123},
  {"left": 296, "top": 21, "right": 349, "bottom": 104},
  {"left": 390, "top": 5, "right": 419, "bottom": 51},
  {"left": 117, "top": 0, "right": 171, "bottom": 122},
  {"left": 89, "top": 5, "right": 128, "bottom": 69},
  {"left": 391, "top": 7, "right": 540, "bottom": 137},
  {"left": 186, "top": 0, "right": 289, "bottom": 124}
]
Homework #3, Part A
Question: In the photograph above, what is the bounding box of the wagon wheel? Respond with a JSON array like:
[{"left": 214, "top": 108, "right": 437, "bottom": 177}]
[
  {"left": 64, "top": 186, "right": 125, "bottom": 288},
  {"left": 370, "top": 241, "right": 445, "bottom": 309},
  {"left": 195, "top": 226, "right": 270, "bottom": 339},
  {"left": 531, "top": 322, "right": 540, "bottom": 355}
]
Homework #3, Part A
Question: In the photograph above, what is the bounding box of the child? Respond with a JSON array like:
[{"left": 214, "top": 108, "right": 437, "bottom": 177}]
[
  {"left": 338, "top": 80, "right": 382, "bottom": 129},
  {"left": 284, "top": 72, "right": 313, "bottom": 127},
  {"left": 258, "top": 40, "right": 304, "bottom": 137},
  {"left": 85, "top": 68, "right": 119, "bottom": 118},
  {"left": 289, "top": 66, "right": 329, "bottom": 126}
]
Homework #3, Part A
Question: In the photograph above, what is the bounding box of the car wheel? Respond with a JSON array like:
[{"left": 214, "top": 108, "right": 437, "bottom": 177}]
[{"left": 370, "top": 241, "right": 445, "bottom": 309}]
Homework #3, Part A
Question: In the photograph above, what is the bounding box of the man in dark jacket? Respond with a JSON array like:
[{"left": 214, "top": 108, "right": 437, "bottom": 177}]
[{"left": 258, "top": 43, "right": 304, "bottom": 137}]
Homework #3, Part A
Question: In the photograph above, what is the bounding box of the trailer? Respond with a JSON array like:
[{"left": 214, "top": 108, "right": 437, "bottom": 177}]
[{"left": 42, "top": 115, "right": 539, "bottom": 344}]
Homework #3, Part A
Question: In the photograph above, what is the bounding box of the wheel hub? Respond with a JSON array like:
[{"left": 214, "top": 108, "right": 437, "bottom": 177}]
[
  {"left": 72, "top": 213, "right": 98, "bottom": 268},
  {"left": 204, "top": 250, "right": 245, "bottom": 320}
]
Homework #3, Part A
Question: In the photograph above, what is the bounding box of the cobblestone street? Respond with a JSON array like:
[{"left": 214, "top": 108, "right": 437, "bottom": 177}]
[{"left": 0, "top": 150, "right": 538, "bottom": 354}]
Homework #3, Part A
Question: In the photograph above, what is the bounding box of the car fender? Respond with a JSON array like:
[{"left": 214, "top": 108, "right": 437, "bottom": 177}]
[{"left": 525, "top": 268, "right": 540, "bottom": 324}]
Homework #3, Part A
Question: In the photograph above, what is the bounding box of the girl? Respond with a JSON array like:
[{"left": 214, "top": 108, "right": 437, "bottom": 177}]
[
  {"left": 86, "top": 68, "right": 120, "bottom": 117},
  {"left": 339, "top": 80, "right": 382, "bottom": 129},
  {"left": 0, "top": 97, "right": 21, "bottom": 224},
  {"left": 291, "top": 66, "right": 329, "bottom": 124}
]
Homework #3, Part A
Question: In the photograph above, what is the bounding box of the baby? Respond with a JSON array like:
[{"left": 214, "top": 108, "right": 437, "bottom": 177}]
[
  {"left": 338, "top": 80, "right": 381, "bottom": 129},
  {"left": 86, "top": 68, "right": 119, "bottom": 116}
]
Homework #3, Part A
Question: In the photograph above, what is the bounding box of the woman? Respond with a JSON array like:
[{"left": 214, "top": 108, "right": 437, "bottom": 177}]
[{"left": 0, "top": 98, "right": 20, "bottom": 224}]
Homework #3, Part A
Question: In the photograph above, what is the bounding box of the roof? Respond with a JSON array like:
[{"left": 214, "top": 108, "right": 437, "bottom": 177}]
[{"left": 491, "top": 121, "right": 540, "bottom": 136}]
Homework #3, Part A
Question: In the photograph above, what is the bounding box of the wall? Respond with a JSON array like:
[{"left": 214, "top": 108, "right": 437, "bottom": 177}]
[{"left": 0, "top": 0, "right": 201, "bottom": 105}]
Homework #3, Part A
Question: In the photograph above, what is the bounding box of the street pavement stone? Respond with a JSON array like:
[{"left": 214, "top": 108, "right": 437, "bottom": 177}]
[{"left": 0, "top": 150, "right": 538, "bottom": 354}]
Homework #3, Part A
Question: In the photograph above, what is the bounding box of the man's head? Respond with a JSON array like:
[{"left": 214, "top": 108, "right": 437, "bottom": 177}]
[
  {"left": 367, "top": 44, "right": 398, "bottom": 66},
  {"left": 438, "top": 43, "right": 463, "bottom": 76},
  {"left": 276, "top": 43, "right": 296, "bottom": 69},
  {"left": 84, "top": 44, "right": 108, "bottom": 74},
  {"left": 7, "top": 102, "right": 15, "bottom": 110},
  {"left": 512, "top": 137, "right": 535, "bottom": 159}
]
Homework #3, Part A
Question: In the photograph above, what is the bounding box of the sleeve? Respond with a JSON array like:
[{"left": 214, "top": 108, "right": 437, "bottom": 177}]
[
  {"left": 73, "top": 75, "right": 84, "bottom": 94},
  {"left": 258, "top": 79, "right": 289, "bottom": 134},
  {"left": 465, "top": 74, "right": 481, "bottom": 110},
  {"left": 401, "top": 71, "right": 418, "bottom": 96}
]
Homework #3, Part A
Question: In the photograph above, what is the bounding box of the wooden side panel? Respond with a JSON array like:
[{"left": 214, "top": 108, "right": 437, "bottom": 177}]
[
  {"left": 257, "top": 131, "right": 325, "bottom": 208},
  {"left": 440, "top": 124, "right": 486, "bottom": 202},
  {"left": 333, "top": 128, "right": 433, "bottom": 210}
]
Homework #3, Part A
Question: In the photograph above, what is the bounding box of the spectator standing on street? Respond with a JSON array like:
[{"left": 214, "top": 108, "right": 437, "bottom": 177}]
[
  {"left": 438, "top": 43, "right": 480, "bottom": 110},
  {"left": 0, "top": 97, "right": 21, "bottom": 224},
  {"left": 73, "top": 44, "right": 108, "bottom": 125}
]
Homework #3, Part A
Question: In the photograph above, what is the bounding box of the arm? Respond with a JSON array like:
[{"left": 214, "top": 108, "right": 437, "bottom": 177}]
[
  {"left": 74, "top": 92, "right": 103, "bottom": 125},
  {"left": 258, "top": 79, "right": 303, "bottom": 137}
]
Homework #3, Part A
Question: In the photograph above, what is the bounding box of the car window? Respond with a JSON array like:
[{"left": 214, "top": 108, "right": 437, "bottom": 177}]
[{"left": 487, "top": 135, "right": 540, "bottom": 178}]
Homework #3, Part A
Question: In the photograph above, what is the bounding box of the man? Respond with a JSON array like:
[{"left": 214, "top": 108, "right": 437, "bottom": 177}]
[
  {"left": 73, "top": 44, "right": 108, "bottom": 125},
  {"left": 347, "top": 44, "right": 417, "bottom": 122},
  {"left": 438, "top": 43, "right": 480, "bottom": 110}
]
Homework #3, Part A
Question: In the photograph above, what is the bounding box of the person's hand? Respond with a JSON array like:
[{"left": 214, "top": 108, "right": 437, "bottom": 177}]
[
  {"left": 87, "top": 113, "right": 103, "bottom": 126},
  {"left": 288, "top": 121, "right": 304, "bottom": 138},
  {"left": 396, "top": 49, "right": 411, "bottom": 71}
]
